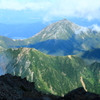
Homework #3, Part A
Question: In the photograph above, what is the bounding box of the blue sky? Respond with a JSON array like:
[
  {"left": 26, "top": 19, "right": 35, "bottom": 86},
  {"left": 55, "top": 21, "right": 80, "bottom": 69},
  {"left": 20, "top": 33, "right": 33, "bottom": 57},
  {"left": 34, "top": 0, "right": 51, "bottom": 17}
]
[{"left": 0, "top": 0, "right": 100, "bottom": 27}]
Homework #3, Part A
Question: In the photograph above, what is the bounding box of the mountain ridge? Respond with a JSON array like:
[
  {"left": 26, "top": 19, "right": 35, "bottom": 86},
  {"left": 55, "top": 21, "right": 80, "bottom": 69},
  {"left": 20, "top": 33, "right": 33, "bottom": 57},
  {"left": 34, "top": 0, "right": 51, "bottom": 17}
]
[
  {"left": 23, "top": 19, "right": 90, "bottom": 45},
  {"left": 3, "top": 47, "right": 99, "bottom": 96},
  {"left": 18, "top": 19, "right": 100, "bottom": 56},
  {"left": 0, "top": 19, "right": 100, "bottom": 56}
]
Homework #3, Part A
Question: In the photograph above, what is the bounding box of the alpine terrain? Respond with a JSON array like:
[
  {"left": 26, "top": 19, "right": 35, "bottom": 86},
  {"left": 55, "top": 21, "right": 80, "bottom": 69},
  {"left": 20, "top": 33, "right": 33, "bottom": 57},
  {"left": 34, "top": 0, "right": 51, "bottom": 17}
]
[
  {"left": 20, "top": 19, "right": 100, "bottom": 56},
  {"left": 0, "top": 19, "right": 100, "bottom": 97},
  {"left": 3, "top": 47, "right": 100, "bottom": 96},
  {"left": 0, "top": 19, "right": 100, "bottom": 56}
]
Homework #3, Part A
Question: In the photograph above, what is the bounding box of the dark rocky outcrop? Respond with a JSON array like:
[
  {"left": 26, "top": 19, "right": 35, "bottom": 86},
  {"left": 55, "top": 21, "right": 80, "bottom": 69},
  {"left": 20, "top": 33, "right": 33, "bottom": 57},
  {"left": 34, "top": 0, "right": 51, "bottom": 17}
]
[
  {"left": 0, "top": 74, "right": 58, "bottom": 100},
  {"left": 58, "top": 87, "right": 100, "bottom": 100},
  {"left": 0, "top": 74, "right": 100, "bottom": 100},
  {"left": 0, "top": 73, "right": 34, "bottom": 100}
]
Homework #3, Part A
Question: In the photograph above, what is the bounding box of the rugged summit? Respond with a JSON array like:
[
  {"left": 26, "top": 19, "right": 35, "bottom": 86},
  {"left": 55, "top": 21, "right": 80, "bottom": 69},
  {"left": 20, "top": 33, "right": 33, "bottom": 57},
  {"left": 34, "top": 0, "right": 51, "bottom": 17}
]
[{"left": 24, "top": 19, "right": 89, "bottom": 44}]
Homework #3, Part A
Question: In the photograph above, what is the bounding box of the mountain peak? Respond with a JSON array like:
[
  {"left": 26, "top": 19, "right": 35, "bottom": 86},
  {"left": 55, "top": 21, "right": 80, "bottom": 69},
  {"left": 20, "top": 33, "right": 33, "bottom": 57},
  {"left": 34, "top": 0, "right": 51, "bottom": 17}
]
[
  {"left": 28, "top": 19, "right": 80, "bottom": 42},
  {"left": 55, "top": 19, "right": 73, "bottom": 26},
  {"left": 25, "top": 19, "right": 89, "bottom": 45},
  {"left": 60, "top": 19, "right": 71, "bottom": 23}
]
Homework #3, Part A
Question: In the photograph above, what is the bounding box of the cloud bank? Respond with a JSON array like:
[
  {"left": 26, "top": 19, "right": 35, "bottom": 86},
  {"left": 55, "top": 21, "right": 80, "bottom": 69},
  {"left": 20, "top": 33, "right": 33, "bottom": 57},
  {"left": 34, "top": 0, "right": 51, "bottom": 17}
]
[
  {"left": 0, "top": 0, "right": 100, "bottom": 22},
  {"left": 48, "top": 0, "right": 100, "bottom": 21},
  {"left": 91, "top": 24, "right": 100, "bottom": 32},
  {"left": 0, "top": 0, "right": 51, "bottom": 11}
]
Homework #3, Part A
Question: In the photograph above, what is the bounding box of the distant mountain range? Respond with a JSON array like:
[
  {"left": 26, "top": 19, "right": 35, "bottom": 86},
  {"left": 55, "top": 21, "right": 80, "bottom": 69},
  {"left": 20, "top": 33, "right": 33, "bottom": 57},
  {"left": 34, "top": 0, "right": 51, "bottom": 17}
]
[
  {"left": 0, "top": 19, "right": 100, "bottom": 56},
  {"left": 0, "top": 19, "right": 100, "bottom": 66}
]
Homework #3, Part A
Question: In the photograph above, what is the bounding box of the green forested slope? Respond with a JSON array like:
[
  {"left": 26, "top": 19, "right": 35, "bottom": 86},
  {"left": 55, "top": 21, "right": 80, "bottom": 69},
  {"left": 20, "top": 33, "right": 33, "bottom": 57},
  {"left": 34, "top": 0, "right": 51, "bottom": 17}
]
[
  {"left": 89, "top": 62, "right": 100, "bottom": 93},
  {"left": 4, "top": 48, "right": 99, "bottom": 96}
]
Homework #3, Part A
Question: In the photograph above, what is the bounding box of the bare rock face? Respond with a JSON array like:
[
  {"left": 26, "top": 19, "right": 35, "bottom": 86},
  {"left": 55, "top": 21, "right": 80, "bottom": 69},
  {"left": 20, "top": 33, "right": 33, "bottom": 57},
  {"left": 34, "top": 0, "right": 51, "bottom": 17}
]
[
  {"left": 0, "top": 74, "right": 58, "bottom": 100},
  {"left": 0, "top": 74, "right": 36, "bottom": 100}
]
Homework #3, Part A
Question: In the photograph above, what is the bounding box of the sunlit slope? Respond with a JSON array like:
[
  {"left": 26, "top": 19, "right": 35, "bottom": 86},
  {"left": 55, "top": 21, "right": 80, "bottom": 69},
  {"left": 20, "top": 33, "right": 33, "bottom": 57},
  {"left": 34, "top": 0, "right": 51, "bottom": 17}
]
[{"left": 23, "top": 19, "right": 90, "bottom": 45}]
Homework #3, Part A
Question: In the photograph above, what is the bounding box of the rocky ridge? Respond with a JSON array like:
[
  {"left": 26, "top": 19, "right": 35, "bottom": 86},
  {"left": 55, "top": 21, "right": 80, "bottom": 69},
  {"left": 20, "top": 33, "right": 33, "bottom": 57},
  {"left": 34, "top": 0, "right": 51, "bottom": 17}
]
[
  {"left": 3, "top": 47, "right": 100, "bottom": 96},
  {"left": 0, "top": 74, "right": 100, "bottom": 100}
]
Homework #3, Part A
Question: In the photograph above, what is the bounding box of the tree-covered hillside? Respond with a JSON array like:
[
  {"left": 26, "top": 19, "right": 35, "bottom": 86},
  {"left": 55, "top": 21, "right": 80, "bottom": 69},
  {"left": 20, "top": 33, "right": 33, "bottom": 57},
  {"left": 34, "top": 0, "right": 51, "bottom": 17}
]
[{"left": 4, "top": 48, "right": 99, "bottom": 96}]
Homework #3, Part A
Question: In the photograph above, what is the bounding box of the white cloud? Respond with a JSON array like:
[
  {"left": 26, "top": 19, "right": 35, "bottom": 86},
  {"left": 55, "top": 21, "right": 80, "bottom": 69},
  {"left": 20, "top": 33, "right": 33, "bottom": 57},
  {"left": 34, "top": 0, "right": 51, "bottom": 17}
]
[
  {"left": 0, "top": 0, "right": 51, "bottom": 11},
  {"left": 46, "top": 0, "right": 100, "bottom": 21},
  {"left": 75, "top": 27, "right": 88, "bottom": 34},
  {"left": 91, "top": 24, "right": 100, "bottom": 32},
  {"left": 42, "top": 16, "right": 53, "bottom": 23},
  {"left": 0, "top": 0, "right": 100, "bottom": 22}
]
